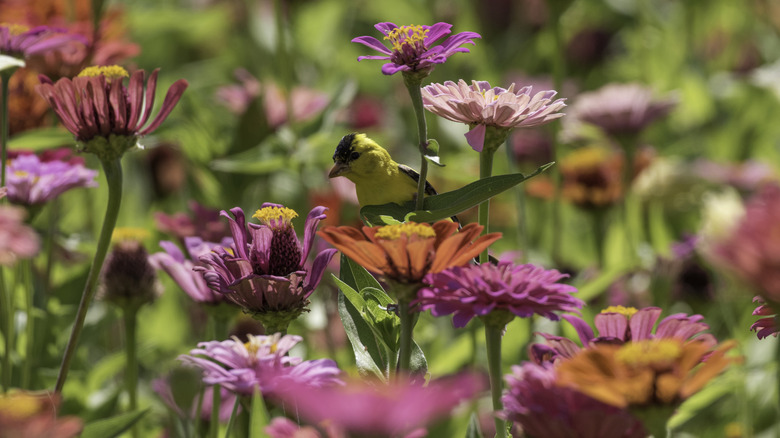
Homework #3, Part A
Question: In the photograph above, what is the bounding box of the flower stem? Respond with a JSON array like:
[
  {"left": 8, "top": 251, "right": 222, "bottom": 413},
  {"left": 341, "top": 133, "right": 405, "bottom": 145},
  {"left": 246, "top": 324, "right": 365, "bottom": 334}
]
[
  {"left": 210, "top": 384, "right": 221, "bottom": 438},
  {"left": 478, "top": 147, "right": 496, "bottom": 263},
  {"left": 55, "top": 157, "right": 123, "bottom": 393},
  {"left": 21, "top": 259, "right": 35, "bottom": 389},
  {"left": 590, "top": 208, "right": 607, "bottom": 268},
  {"left": 0, "top": 268, "right": 11, "bottom": 393},
  {"left": 403, "top": 75, "right": 430, "bottom": 212},
  {"left": 224, "top": 393, "right": 240, "bottom": 438},
  {"left": 123, "top": 305, "right": 140, "bottom": 438},
  {"left": 1, "top": 70, "right": 14, "bottom": 190},
  {"left": 484, "top": 323, "right": 506, "bottom": 438},
  {"left": 397, "top": 298, "right": 414, "bottom": 375}
]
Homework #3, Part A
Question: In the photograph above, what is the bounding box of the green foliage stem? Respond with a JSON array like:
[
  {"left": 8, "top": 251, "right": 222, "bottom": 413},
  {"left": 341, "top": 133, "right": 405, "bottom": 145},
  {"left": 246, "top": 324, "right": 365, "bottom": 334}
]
[
  {"left": 403, "top": 74, "right": 430, "bottom": 212},
  {"left": 123, "top": 306, "right": 140, "bottom": 438},
  {"left": 484, "top": 322, "right": 507, "bottom": 438}
]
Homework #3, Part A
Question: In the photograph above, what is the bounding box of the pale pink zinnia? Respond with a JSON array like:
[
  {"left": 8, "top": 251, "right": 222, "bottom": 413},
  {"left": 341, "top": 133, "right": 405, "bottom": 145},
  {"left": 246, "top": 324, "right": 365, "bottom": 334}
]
[
  {"left": 5, "top": 153, "right": 97, "bottom": 205},
  {"left": 0, "top": 204, "right": 40, "bottom": 266},
  {"left": 421, "top": 79, "right": 566, "bottom": 152}
]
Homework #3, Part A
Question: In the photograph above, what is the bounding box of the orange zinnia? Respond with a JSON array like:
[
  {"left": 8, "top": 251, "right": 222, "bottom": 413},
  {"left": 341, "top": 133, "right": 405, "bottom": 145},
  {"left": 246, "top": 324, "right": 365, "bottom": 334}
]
[{"left": 317, "top": 220, "right": 501, "bottom": 285}]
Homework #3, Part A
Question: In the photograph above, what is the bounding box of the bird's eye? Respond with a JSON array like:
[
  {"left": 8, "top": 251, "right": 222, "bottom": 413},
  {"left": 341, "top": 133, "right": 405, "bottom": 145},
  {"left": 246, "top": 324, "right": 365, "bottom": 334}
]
[{"left": 350, "top": 151, "right": 360, "bottom": 160}]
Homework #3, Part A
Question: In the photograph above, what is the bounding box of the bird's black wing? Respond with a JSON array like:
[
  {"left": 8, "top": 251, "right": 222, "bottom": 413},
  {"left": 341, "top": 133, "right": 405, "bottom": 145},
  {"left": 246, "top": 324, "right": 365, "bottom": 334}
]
[{"left": 398, "top": 164, "right": 438, "bottom": 196}]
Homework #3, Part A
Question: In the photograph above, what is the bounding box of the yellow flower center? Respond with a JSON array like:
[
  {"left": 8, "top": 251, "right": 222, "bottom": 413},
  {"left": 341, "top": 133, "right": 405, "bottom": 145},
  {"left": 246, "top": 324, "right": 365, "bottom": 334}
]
[
  {"left": 561, "top": 146, "right": 611, "bottom": 171},
  {"left": 77, "top": 65, "right": 130, "bottom": 82},
  {"left": 253, "top": 206, "right": 298, "bottom": 226},
  {"left": 13, "top": 170, "right": 29, "bottom": 178},
  {"left": 375, "top": 222, "right": 436, "bottom": 240},
  {"left": 111, "top": 227, "right": 150, "bottom": 243},
  {"left": 0, "top": 392, "right": 41, "bottom": 419},
  {"left": 2, "top": 23, "right": 30, "bottom": 36},
  {"left": 384, "top": 25, "right": 429, "bottom": 53},
  {"left": 601, "top": 305, "right": 638, "bottom": 319},
  {"left": 615, "top": 339, "right": 683, "bottom": 367},
  {"left": 244, "top": 335, "right": 279, "bottom": 358}
]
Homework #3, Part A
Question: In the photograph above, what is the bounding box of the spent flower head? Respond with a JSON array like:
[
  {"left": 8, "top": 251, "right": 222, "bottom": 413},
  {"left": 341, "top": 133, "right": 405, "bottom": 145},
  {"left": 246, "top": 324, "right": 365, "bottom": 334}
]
[
  {"left": 100, "top": 230, "right": 162, "bottom": 309},
  {"left": 353, "top": 22, "right": 480, "bottom": 76},
  {"left": 4, "top": 152, "right": 97, "bottom": 206},
  {"left": 421, "top": 79, "right": 566, "bottom": 152}
]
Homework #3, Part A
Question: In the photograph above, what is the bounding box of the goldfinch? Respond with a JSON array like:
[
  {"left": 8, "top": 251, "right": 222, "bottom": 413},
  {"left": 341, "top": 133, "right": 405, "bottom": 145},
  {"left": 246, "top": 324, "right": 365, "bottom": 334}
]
[{"left": 329, "top": 133, "right": 439, "bottom": 208}]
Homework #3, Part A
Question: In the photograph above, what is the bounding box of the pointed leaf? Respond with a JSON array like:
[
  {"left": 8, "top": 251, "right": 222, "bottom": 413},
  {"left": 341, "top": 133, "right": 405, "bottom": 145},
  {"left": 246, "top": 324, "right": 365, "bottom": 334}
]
[
  {"left": 249, "top": 387, "right": 270, "bottom": 438},
  {"left": 466, "top": 412, "right": 485, "bottom": 438},
  {"left": 337, "top": 288, "right": 388, "bottom": 380},
  {"left": 81, "top": 409, "right": 149, "bottom": 438}
]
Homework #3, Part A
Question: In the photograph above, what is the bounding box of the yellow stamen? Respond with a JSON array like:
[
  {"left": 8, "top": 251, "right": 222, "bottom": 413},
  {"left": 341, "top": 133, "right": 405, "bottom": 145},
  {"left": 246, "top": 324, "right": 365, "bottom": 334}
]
[
  {"left": 0, "top": 392, "right": 41, "bottom": 419},
  {"left": 13, "top": 170, "right": 29, "bottom": 178},
  {"left": 2, "top": 23, "right": 30, "bottom": 36},
  {"left": 601, "top": 305, "right": 638, "bottom": 319},
  {"left": 253, "top": 206, "right": 298, "bottom": 226},
  {"left": 384, "top": 25, "right": 429, "bottom": 53},
  {"left": 615, "top": 339, "right": 682, "bottom": 367},
  {"left": 244, "top": 335, "right": 279, "bottom": 357},
  {"left": 375, "top": 222, "right": 436, "bottom": 240},
  {"left": 77, "top": 65, "right": 130, "bottom": 81},
  {"left": 111, "top": 227, "right": 150, "bottom": 243}
]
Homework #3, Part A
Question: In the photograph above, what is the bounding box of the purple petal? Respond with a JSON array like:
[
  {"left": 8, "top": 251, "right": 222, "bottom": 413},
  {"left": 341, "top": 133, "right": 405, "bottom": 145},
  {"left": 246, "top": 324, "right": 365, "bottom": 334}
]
[
  {"left": 464, "top": 124, "right": 486, "bottom": 152},
  {"left": 139, "top": 78, "right": 188, "bottom": 135},
  {"left": 351, "top": 36, "right": 392, "bottom": 55},
  {"left": 628, "top": 307, "right": 662, "bottom": 341}
]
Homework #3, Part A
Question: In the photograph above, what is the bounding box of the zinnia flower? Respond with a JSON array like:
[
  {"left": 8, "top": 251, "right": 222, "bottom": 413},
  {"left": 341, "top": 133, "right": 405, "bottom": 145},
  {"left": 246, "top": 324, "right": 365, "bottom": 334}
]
[
  {"left": 501, "top": 362, "right": 645, "bottom": 438},
  {"left": 0, "top": 203, "right": 40, "bottom": 266},
  {"left": 559, "top": 145, "right": 624, "bottom": 210},
  {"left": 197, "top": 204, "right": 337, "bottom": 333},
  {"left": 0, "top": 391, "right": 82, "bottom": 438},
  {"left": 416, "top": 261, "right": 583, "bottom": 328},
  {"left": 150, "top": 237, "right": 229, "bottom": 305},
  {"left": 178, "top": 333, "right": 342, "bottom": 396},
  {"left": 4, "top": 153, "right": 97, "bottom": 206},
  {"left": 272, "top": 374, "right": 484, "bottom": 438},
  {"left": 353, "top": 22, "right": 480, "bottom": 76},
  {"left": 0, "top": 24, "right": 85, "bottom": 60},
  {"left": 421, "top": 79, "right": 566, "bottom": 152},
  {"left": 36, "top": 65, "right": 188, "bottom": 160},
  {"left": 531, "top": 306, "right": 717, "bottom": 364},
  {"left": 750, "top": 297, "right": 779, "bottom": 339},
  {"left": 317, "top": 221, "right": 500, "bottom": 298},
  {"left": 154, "top": 201, "right": 231, "bottom": 245}
]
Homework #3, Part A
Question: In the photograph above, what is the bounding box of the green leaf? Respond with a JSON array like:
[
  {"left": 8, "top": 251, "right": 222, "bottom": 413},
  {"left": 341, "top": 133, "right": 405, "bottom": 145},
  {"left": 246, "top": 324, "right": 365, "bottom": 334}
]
[
  {"left": 8, "top": 128, "right": 74, "bottom": 150},
  {"left": 210, "top": 154, "right": 287, "bottom": 174},
  {"left": 249, "top": 388, "right": 270, "bottom": 438},
  {"left": 575, "top": 264, "right": 632, "bottom": 302},
  {"left": 466, "top": 412, "right": 485, "bottom": 438},
  {"left": 336, "top": 286, "right": 388, "bottom": 380},
  {"left": 424, "top": 138, "right": 444, "bottom": 167},
  {"left": 81, "top": 409, "right": 149, "bottom": 438},
  {"left": 360, "top": 162, "right": 554, "bottom": 225}
]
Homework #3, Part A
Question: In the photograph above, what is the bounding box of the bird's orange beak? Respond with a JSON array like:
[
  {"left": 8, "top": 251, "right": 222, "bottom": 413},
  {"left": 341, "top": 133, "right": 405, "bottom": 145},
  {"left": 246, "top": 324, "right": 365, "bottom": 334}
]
[{"left": 328, "top": 162, "right": 349, "bottom": 178}]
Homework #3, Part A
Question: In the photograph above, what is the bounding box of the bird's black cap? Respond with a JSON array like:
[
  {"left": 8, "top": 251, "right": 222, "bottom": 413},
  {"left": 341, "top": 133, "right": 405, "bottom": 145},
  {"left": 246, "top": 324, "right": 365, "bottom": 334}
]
[{"left": 333, "top": 133, "right": 356, "bottom": 163}]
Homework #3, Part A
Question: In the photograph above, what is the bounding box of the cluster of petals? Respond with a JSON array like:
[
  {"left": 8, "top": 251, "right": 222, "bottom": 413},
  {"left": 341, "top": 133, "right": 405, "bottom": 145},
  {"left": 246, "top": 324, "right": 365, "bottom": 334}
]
[
  {"left": 36, "top": 66, "right": 188, "bottom": 143},
  {"left": 750, "top": 297, "right": 779, "bottom": 339},
  {"left": 317, "top": 220, "right": 500, "bottom": 285},
  {"left": 501, "top": 362, "right": 645, "bottom": 438},
  {"left": 531, "top": 306, "right": 716, "bottom": 364},
  {"left": 154, "top": 201, "right": 231, "bottom": 245},
  {"left": 417, "top": 261, "right": 583, "bottom": 328},
  {"left": 421, "top": 80, "right": 566, "bottom": 151},
  {"left": 555, "top": 338, "right": 737, "bottom": 408},
  {"left": 179, "top": 333, "right": 342, "bottom": 396},
  {"left": 150, "top": 237, "right": 231, "bottom": 304},
  {"left": 0, "top": 24, "right": 86, "bottom": 59},
  {"left": 4, "top": 153, "right": 97, "bottom": 205},
  {"left": 353, "top": 22, "right": 480, "bottom": 76},
  {"left": 270, "top": 374, "right": 484, "bottom": 438},
  {"left": 0, "top": 201, "right": 40, "bottom": 266}
]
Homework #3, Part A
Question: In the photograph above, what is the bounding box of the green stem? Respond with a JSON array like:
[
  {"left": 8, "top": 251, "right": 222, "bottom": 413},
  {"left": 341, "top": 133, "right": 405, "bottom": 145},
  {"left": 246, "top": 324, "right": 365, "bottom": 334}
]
[
  {"left": 210, "top": 383, "right": 221, "bottom": 438},
  {"left": 485, "top": 323, "right": 506, "bottom": 438},
  {"left": 21, "top": 259, "right": 34, "bottom": 389},
  {"left": 55, "top": 157, "right": 123, "bottom": 393},
  {"left": 590, "top": 208, "right": 607, "bottom": 268},
  {"left": 1, "top": 69, "right": 14, "bottom": 190},
  {"left": 478, "top": 147, "right": 496, "bottom": 263},
  {"left": 403, "top": 75, "right": 429, "bottom": 212},
  {"left": 396, "top": 298, "right": 414, "bottom": 375},
  {"left": 224, "top": 393, "right": 241, "bottom": 438},
  {"left": 123, "top": 306, "right": 139, "bottom": 438},
  {"left": 1, "top": 268, "right": 11, "bottom": 393}
]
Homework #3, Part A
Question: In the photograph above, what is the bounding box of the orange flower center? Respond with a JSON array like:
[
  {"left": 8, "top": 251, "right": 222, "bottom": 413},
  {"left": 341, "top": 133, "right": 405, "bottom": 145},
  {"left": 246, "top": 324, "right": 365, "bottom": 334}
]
[
  {"left": 601, "top": 305, "right": 638, "bottom": 318},
  {"left": 375, "top": 222, "right": 436, "bottom": 240},
  {"left": 615, "top": 339, "right": 682, "bottom": 368}
]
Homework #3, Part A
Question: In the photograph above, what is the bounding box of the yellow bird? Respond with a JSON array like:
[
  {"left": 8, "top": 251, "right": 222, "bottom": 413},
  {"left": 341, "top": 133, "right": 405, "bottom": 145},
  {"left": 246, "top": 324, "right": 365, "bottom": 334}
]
[{"left": 328, "top": 133, "right": 439, "bottom": 208}]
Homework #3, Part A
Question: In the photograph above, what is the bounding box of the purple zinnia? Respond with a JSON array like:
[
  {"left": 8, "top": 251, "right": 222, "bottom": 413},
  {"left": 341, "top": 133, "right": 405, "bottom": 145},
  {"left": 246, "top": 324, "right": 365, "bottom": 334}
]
[
  {"left": 416, "top": 261, "right": 583, "bottom": 328},
  {"left": 531, "top": 306, "right": 717, "bottom": 364},
  {"left": 1, "top": 24, "right": 86, "bottom": 60},
  {"left": 421, "top": 80, "right": 566, "bottom": 152},
  {"left": 178, "top": 333, "right": 342, "bottom": 396},
  {"left": 5, "top": 153, "right": 97, "bottom": 206},
  {"left": 501, "top": 362, "right": 645, "bottom": 438},
  {"left": 197, "top": 204, "right": 337, "bottom": 333},
  {"left": 751, "top": 297, "right": 779, "bottom": 340},
  {"left": 352, "top": 22, "right": 480, "bottom": 76},
  {"left": 150, "top": 237, "right": 230, "bottom": 305}
]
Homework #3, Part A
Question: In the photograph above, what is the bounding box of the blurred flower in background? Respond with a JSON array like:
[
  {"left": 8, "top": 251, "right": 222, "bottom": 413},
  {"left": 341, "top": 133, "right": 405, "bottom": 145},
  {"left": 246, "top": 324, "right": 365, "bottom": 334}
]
[
  {"left": 100, "top": 228, "right": 162, "bottom": 309},
  {"left": 0, "top": 24, "right": 85, "bottom": 60},
  {"left": 155, "top": 201, "right": 231, "bottom": 246},
  {"left": 0, "top": 391, "right": 82, "bottom": 438},
  {"left": 4, "top": 152, "right": 97, "bottom": 206},
  {"left": 0, "top": 197, "right": 40, "bottom": 266},
  {"left": 750, "top": 297, "right": 779, "bottom": 339},
  {"left": 151, "top": 237, "right": 228, "bottom": 305},
  {"left": 559, "top": 145, "right": 624, "bottom": 210}
]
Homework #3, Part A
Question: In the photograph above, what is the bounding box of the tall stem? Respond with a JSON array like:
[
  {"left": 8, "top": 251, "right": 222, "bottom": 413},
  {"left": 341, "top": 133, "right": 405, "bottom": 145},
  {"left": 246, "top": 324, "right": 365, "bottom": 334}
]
[
  {"left": 21, "top": 259, "right": 35, "bottom": 388},
  {"left": 403, "top": 75, "right": 429, "bottom": 211},
  {"left": 485, "top": 323, "right": 506, "bottom": 438},
  {"left": 1, "top": 70, "right": 13, "bottom": 189},
  {"left": 55, "top": 157, "right": 123, "bottom": 392},
  {"left": 1, "top": 269, "right": 11, "bottom": 393},
  {"left": 396, "top": 298, "right": 414, "bottom": 375},
  {"left": 123, "top": 306, "right": 139, "bottom": 438},
  {"left": 478, "top": 147, "right": 496, "bottom": 263}
]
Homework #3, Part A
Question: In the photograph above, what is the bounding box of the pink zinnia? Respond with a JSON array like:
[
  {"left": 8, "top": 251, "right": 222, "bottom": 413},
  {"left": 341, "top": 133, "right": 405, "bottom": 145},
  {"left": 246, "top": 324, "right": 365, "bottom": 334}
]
[
  {"left": 416, "top": 261, "right": 582, "bottom": 328},
  {"left": 1, "top": 24, "right": 86, "bottom": 59},
  {"left": 0, "top": 203, "right": 40, "bottom": 266},
  {"left": 150, "top": 237, "right": 229, "bottom": 305},
  {"left": 5, "top": 153, "right": 97, "bottom": 205}
]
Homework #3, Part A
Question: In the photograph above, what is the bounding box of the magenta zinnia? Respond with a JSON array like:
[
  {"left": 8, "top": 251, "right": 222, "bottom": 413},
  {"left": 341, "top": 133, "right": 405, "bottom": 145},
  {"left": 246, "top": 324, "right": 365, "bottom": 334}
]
[
  {"left": 353, "top": 22, "right": 480, "bottom": 76},
  {"left": 197, "top": 204, "right": 337, "bottom": 332},
  {"left": 1, "top": 24, "right": 85, "bottom": 59},
  {"left": 150, "top": 237, "right": 229, "bottom": 305},
  {"left": 416, "top": 261, "right": 582, "bottom": 328},
  {"left": 36, "top": 65, "right": 188, "bottom": 160},
  {"left": 421, "top": 79, "right": 566, "bottom": 152},
  {"left": 5, "top": 153, "right": 97, "bottom": 206}
]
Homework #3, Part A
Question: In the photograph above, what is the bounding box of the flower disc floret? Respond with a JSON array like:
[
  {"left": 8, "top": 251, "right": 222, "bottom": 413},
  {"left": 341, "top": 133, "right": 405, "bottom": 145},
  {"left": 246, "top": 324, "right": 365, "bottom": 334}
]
[
  {"left": 253, "top": 204, "right": 298, "bottom": 229},
  {"left": 374, "top": 222, "right": 436, "bottom": 240},
  {"left": 77, "top": 65, "right": 129, "bottom": 81},
  {"left": 602, "top": 305, "right": 639, "bottom": 319},
  {"left": 615, "top": 339, "right": 682, "bottom": 368}
]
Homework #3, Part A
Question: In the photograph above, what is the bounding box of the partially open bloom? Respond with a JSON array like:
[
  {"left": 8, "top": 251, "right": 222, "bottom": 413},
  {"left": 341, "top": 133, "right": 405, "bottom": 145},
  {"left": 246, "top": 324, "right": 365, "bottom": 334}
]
[
  {"left": 567, "top": 83, "right": 677, "bottom": 138},
  {"left": 179, "top": 333, "right": 342, "bottom": 396},
  {"left": 317, "top": 221, "right": 500, "bottom": 291},
  {"left": 197, "top": 204, "right": 337, "bottom": 332},
  {"left": 421, "top": 79, "right": 566, "bottom": 152},
  {"left": 0, "top": 203, "right": 40, "bottom": 266},
  {"left": 0, "top": 24, "right": 85, "bottom": 60},
  {"left": 0, "top": 391, "right": 83, "bottom": 438},
  {"left": 5, "top": 153, "right": 97, "bottom": 205},
  {"left": 150, "top": 237, "right": 228, "bottom": 305},
  {"left": 555, "top": 338, "right": 737, "bottom": 409},
  {"left": 353, "top": 22, "right": 480, "bottom": 76},
  {"left": 751, "top": 297, "right": 779, "bottom": 339},
  {"left": 36, "top": 65, "right": 188, "bottom": 160},
  {"left": 531, "top": 306, "right": 717, "bottom": 364},
  {"left": 501, "top": 362, "right": 645, "bottom": 438},
  {"left": 273, "top": 374, "right": 483, "bottom": 438},
  {"left": 417, "top": 261, "right": 582, "bottom": 328}
]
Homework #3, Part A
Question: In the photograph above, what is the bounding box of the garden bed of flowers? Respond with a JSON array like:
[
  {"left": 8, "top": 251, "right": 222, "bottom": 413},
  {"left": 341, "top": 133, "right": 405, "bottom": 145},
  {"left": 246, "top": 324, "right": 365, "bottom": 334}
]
[{"left": 1, "top": 1, "right": 779, "bottom": 437}]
